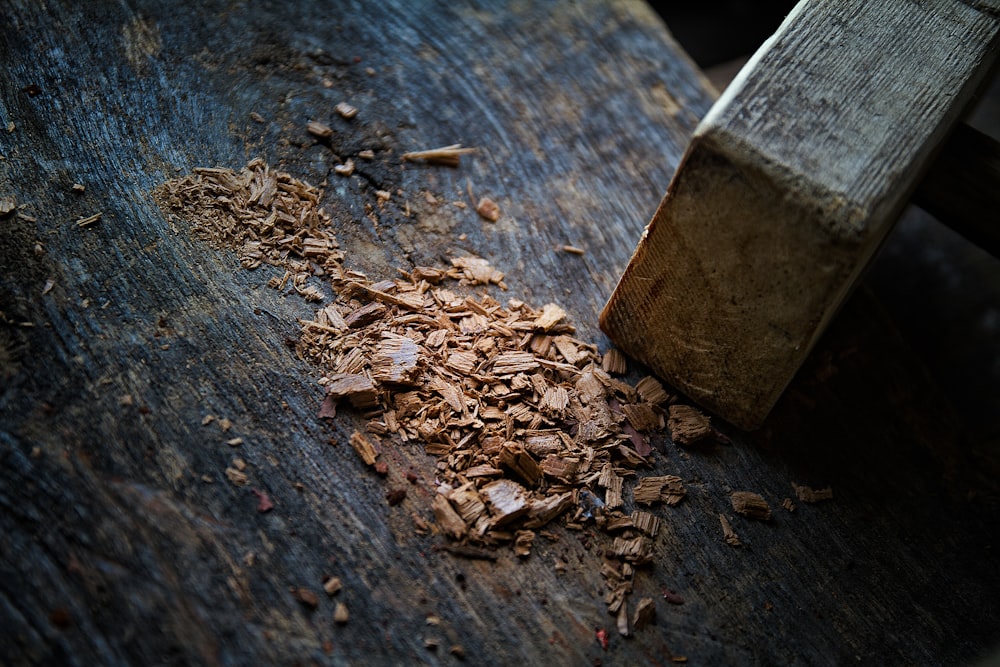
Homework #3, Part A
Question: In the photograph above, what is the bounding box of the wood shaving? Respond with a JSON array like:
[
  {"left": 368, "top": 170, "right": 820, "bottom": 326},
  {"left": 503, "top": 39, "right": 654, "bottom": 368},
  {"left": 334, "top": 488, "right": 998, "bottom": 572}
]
[{"left": 401, "top": 144, "right": 476, "bottom": 167}]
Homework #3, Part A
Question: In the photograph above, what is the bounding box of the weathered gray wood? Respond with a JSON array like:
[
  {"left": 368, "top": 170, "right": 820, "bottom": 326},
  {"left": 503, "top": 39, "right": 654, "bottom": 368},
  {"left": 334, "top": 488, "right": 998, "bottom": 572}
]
[
  {"left": 1, "top": 1, "right": 1000, "bottom": 666},
  {"left": 602, "top": 0, "right": 1000, "bottom": 428}
]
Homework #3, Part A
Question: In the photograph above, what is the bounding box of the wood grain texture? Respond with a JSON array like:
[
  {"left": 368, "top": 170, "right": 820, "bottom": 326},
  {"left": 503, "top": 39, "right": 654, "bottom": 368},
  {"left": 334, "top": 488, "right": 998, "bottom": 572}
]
[
  {"left": 1, "top": 1, "right": 999, "bottom": 665},
  {"left": 601, "top": 0, "right": 1000, "bottom": 428}
]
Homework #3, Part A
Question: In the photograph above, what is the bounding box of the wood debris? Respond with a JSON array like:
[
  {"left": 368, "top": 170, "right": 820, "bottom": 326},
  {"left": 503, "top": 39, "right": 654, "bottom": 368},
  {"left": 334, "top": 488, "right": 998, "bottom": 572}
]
[
  {"left": 322, "top": 576, "right": 343, "bottom": 596},
  {"left": 635, "top": 376, "right": 670, "bottom": 406},
  {"left": 75, "top": 212, "right": 102, "bottom": 228},
  {"left": 731, "top": 491, "right": 772, "bottom": 520},
  {"left": 349, "top": 430, "right": 380, "bottom": 466},
  {"left": 560, "top": 244, "right": 585, "bottom": 255},
  {"left": 633, "top": 475, "right": 686, "bottom": 506},
  {"left": 401, "top": 144, "right": 476, "bottom": 167},
  {"left": 792, "top": 482, "right": 833, "bottom": 503},
  {"left": 152, "top": 160, "right": 341, "bottom": 307},
  {"left": 0, "top": 196, "right": 17, "bottom": 217},
  {"left": 667, "top": 404, "right": 714, "bottom": 446},
  {"left": 307, "top": 121, "right": 333, "bottom": 138},
  {"left": 154, "top": 160, "right": 722, "bottom": 638},
  {"left": 335, "top": 102, "right": 359, "bottom": 119},
  {"left": 719, "top": 514, "right": 742, "bottom": 546},
  {"left": 333, "top": 602, "right": 349, "bottom": 624},
  {"left": 476, "top": 197, "right": 500, "bottom": 222},
  {"left": 602, "top": 348, "right": 626, "bottom": 375}
]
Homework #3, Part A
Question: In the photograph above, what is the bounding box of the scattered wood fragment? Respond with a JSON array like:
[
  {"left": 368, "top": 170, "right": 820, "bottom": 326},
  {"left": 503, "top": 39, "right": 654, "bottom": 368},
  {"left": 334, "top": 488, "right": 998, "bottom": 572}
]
[
  {"left": 335, "top": 102, "right": 358, "bottom": 119},
  {"left": 720, "top": 514, "right": 742, "bottom": 547},
  {"left": 401, "top": 144, "right": 476, "bottom": 167},
  {"left": 560, "top": 244, "right": 585, "bottom": 255},
  {"left": 475, "top": 197, "right": 500, "bottom": 222},
  {"left": 633, "top": 475, "right": 686, "bottom": 506},
  {"left": 667, "top": 404, "right": 715, "bottom": 446},
  {"left": 349, "top": 430, "right": 380, "bottom": 466},
  {"left": 307, "top": 121, "right": 333, "bottom": 138},
  {"left": 731, "top": 491, "right": 772, "bottom": 520},
  {"left": 291, "top": 587, "right": 319, "bottom": 610},
  {"left": 333, "top": 602, "right": 349, "bottom": 624},
  {"left": 635, "top": 376, "right": 669, "bottom": 406},
  {"left": 75, "top": 212, "right": 102, "bottom": 228},
  {"left": 792, "top": 482, "right": 834, "bottom": 503},
  {"left": 602, "top": 348, "right": 626, "bottom": 375},
  {"left": 0, "top": 196, "right": 16, "bottom": 217},
  {"left": 334, "top": 160, "right": 355, "bottom": 176},
  {"left": 71, "top": 183, "right": 85, "bottom": 193},
  {"left": 322, "top": 576, "right": 343, "bottom": 596}
]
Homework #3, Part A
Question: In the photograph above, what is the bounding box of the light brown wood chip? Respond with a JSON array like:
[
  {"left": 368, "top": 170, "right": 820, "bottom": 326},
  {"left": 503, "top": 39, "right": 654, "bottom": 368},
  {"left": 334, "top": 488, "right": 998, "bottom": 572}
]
[
  {"left": 667, "top": 404, "right": 713, "bottom": 446},
  {"left": 349, "top": 430, "right": 380, "bottom": 466},
  {"left": 731, "top": 491, "right": 772, "bottom": 520}
]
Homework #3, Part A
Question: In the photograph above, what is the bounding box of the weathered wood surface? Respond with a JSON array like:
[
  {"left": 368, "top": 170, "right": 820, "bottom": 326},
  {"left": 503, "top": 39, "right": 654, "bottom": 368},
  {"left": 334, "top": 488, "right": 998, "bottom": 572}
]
[
  {"left": 1, "top": 1, "right": 999, "bottom": 665},
  {"left": 602, "top": 0, "right": 1000, "bottom": 428}
]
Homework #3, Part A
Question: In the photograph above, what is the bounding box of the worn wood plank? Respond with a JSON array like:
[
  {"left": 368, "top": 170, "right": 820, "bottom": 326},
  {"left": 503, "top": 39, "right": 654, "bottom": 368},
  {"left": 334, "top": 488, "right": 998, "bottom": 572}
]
[
  {"left": 602, "top": 0, "right": 1000, "bottom": 428},
  {"left": 1, "top": 1, "right": 999, "bottom": 666}
]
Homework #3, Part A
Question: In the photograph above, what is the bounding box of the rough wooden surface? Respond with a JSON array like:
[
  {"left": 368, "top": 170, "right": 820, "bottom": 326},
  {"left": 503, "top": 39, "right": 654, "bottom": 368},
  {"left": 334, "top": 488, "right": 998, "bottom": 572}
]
[
  {"left": 601, "top": 0, "right": 1000, "bottom": 428},
  {"left": 1, "top": 1, "right": 1000, "bottom": 665}
]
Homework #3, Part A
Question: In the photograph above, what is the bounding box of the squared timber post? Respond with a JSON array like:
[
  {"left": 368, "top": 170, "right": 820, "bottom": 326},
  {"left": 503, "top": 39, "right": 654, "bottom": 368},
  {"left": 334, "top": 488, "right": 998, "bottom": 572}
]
[{"left": 601, "top": 0, "right": 1000, "bottom": 429}]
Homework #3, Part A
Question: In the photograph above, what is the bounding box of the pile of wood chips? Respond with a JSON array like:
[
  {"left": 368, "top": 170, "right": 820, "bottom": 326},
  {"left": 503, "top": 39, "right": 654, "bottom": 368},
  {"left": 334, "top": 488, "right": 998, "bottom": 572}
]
[{"left": 155, "top": 159, "right": 700, "bottom": 637}]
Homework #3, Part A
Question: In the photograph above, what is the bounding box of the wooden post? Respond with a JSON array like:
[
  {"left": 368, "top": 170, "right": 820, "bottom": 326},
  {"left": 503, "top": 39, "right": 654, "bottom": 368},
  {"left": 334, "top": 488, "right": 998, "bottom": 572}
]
[{"left": 601, "top": 0, "right": 1000, "bottom": 429}]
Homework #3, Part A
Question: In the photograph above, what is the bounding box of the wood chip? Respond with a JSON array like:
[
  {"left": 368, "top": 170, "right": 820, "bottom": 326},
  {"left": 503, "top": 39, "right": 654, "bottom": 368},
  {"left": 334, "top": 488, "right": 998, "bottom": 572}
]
[
  {"left": 450, "top": 256, "right": 505, "bottom": 287},
  {"left": 633, "top": 475, "right": 686, "bottom": 506},
  {"left": 497, "top": 444, "right": 542, "bottom": 487},
  {"left": 630, "top": 510, "right": 661, "bottom": 537},
  {"left": 75, "top": 212, "right": 102, "bottom": 228},
  {"left": 333, "top": 601, "right": 349, "bottom": 624},
  {"left": 334, "top": 159, "right": 355, "bottom": 176},
  {"left": 635, "top": 376, "right": 669, "bottom": 405},
  {"left": 602, "top": 348, "right": 627, "bottom": 375},
  {"left": 401, "top": 144, "right": 476, "bottom": 167},
  {"left": 533, "top": 303, "right": 567, "bottom": 332},
  {"left": 291, "top": 587, "right": 319, "bottom": 610},
  {"left": 323, "top": 374, "right": 379, "bottom": 411},
  {"left": 720, "top": 514, "right": 742, "bottom": 546},
  {"left": 610, "top": 536, "right": 654, "bottom": 564},
  {"left": 481, "top": 478, "right": 530, "bottom": 527},
  {"left": 307, "top": 121, "right": 333, "bottom": 138},
  {"left": 349, "top": 430, "right": 380, "bottom": 466},
  {"left": 514, "top": 529, "right": 535, "bottom": 557},
  {"left": 622, "top": 403, "right": 661, "bottom": 432},
  {"left": 731, "top": 491, "right": 772, "bottom": 520},
  {"left": 371, "top": 336, "right": 422, "bottom": 385},
  {"left": 792, "top": 482, "right": 833, "bottom": 503},
  {"left": 335, "top": 102, "right": 358, "bottom": 119},
  {"left": 667, "top": 404, "right": 713, "bottom": 446},
  {"left": 560, "top": 244, "right": 585, "bottom": 255},
  {"left": 0, "top": 196, "right": 17, "bottom": 217},
  {"left": 433, "top": 493, "right": 468, "bottom": 539},
  {"left": 476, "top": 197, "right": 500, "bottom": 222},
  {"left": 323, "top": 576, "right": 343, "bottom": 596}
]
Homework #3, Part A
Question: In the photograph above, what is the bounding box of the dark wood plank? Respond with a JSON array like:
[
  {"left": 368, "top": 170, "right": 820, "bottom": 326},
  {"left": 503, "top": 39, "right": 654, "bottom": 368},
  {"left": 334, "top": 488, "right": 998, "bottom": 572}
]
[{"left": 1, "top": 1, "right": 998, "bottom": 665}]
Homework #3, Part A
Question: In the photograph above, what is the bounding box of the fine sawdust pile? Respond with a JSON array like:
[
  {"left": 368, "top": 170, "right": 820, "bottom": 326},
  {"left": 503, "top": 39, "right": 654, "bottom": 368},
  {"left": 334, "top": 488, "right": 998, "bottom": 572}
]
[{"left": 155, "top": 159, "right": 713, "bottom": 637}]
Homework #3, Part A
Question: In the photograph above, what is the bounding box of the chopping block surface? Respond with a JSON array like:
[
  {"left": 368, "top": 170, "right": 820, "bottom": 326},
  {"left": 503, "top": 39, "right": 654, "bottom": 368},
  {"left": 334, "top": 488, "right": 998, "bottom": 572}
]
[{"left": 1, "top": 1, "right": 999, "bottom": 665}]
